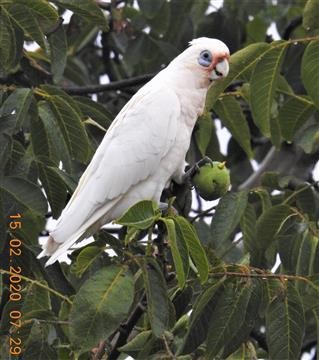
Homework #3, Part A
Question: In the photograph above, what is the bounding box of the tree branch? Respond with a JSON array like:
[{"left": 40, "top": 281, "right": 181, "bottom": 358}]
[
  {"left": 238, "top": 143, "right": 317, "bottom": 191},
  {"left": 107, "top": 293, "right": 146, "bottom": 360},
  {"left": 282, "top": 16, "right": 302, "bottom": 41},
  {"left": 238, "top": 146, "right": 276, "bottom": 190},
  {"left": 250, "top": 329, "right": 268, "bottom": 352},
  {"left": 63, "top": 73, "right": 155, "bottom": 95}
]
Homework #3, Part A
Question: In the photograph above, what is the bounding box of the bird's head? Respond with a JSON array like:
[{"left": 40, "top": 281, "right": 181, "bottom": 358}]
[
  {"left": 191, "top": 38, "right": 230, "bottom": 81},
  {"left": 171, "top": 37, "right": 230, "bottom": 86}
]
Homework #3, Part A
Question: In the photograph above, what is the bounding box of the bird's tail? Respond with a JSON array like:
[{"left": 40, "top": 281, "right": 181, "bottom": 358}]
[
  {"left": 37, "top": 228, "right": 87, "bottom": 267},
  {"left": 37, "top": 235, "right": 60, "bottom": 259},
  {"left": 37, "top": 198, "right": 120, "bottom": 266}
]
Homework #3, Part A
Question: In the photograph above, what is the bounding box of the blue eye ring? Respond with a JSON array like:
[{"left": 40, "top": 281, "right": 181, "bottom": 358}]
[{"left": 198, "top": 50, "right": 212, "bottom": 67}]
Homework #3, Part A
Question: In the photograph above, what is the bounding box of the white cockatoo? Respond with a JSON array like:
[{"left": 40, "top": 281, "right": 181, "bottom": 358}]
[{"left": 39, "top": 37, "right": 229, "bottom": 266}]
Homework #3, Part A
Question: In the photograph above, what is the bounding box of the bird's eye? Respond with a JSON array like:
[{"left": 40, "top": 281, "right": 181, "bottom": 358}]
[{"left": 198, "top": 50, "right": 212, "bottom": 67}]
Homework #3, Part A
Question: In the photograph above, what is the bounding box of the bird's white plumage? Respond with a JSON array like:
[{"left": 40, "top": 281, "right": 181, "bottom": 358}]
[{"left": 39, "top": 37, "right": 230, "bottom": 266}]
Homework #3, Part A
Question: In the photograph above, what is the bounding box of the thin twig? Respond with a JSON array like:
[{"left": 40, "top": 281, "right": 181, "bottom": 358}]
[
  {"left": 162, "top": 334, "right": 175, "bottom": 359},
  {"left": 191, "top": 205, "right": 215, "bottom": 223},
  {"left": 209, "top": 271, "right": 316, "bottom": 286}
]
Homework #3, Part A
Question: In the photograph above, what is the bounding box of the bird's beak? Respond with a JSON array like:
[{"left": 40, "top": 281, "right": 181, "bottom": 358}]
[{"left": 209, "top": 57, "right": 229, "bottom": 81}]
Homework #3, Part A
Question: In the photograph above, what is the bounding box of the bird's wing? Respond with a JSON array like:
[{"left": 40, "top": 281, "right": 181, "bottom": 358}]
[{"left": 59, "top": 86, "right": 180, "bottom": 224}]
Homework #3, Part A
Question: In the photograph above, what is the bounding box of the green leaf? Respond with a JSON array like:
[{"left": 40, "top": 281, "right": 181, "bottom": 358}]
[
  {"left": 174, "top": 216, "right": 209, "bottom": 284},
  {"left": 190, "top": 0, "right": 210, "bottom": 26},
  {"left": 256, "top": 204, "right": 295, "bottom": 251},
  {"left": 206, "top": 281, "right": 253, "bottom": 358},
  {"left": 165, "top": 0, "right": 193, "bottom": 45},
  {"left": 0, "top": 6, "right": 23, "bottom": 76},
  {"left": 40, "top": 84, "right": 83, "bottom": 115},
  {"left": 240, "top": 203, "right": 257, "bottom": 255},
  {"left": 48, "top": 25, "right": 67, "bottom": 84},
  {"left": 49, "top": 167, "right": 77, "bottom": 192},
  {"left": 30, "top": 102, "right": 51, "bottom": 160},
  {"left": 250, "top": 42, "right": 288, "bottom": 137},
  {"left": 253, "top": 187, "right": 272, "bottom": 212},
  {"left": 296, "top": 185, "right": 317, "bottom": 221},
  {"left": 37, "top": 162, "right": 68, "bottom": 218},
  {"left": 194, "top": 113, "right": 213, "bottom": 156},
  {"left": 69, "top": 265, "right": 134, "bottom": 353},
  {"left": 214, "top": 95, "right": 253, "bottom": 158},
  {"left": 138, "top": 0, "right": 165, "bottom": 19},
  {"left": 205, "top": 42, "right": 269, "bottom": 109},
  {"left": 43, "top": 94, "right": 90, "bottom": 163},
  {"left": 270, "top": 109, "right": 282, "bottom": 149},
  {"left": 210, "top": 191, "right": 248, "bottom": 250},
  {"left": 37, "top": 100, "right": 72, "bottom": 171},
  {"left": 8, "top": 138, "right": 25, "bottom": 171},
  {"left": 162, "top": 218, "right": 188, "bottom": 288},
  {"left": 301, "top": 40, "right": 319, "bottom": 109},
  {"left": 297, "top": 123, "right": 319, "bottom": 154},
  {"left": 67, "top": 22, "right": 99, "bottom": 55},
  {"left": 23, "top": 322, "right": 57, "bottom": 360},
  {"left": 303, "top": 0, "right": 319, "bottom": 30},
  {"left": 266, "top": 283, "right": 305, "bottom": 360},
  {"left": 147, "top": 1, "right": 170, "bottom": 35},
  {"left": 172, "top": 286, "right": 193, "bottom": 319},
  {"left": 0, "top": 176, "right": 47, "bottom": 215},
  {"left": 226, "top": 343, "right": 258, "bottom": 360},
  {"left": 15, "top": 209, "right": 45, "bottom": 245},
  {"left": 71, "top": 245, "right": 106, "bottom": 277},
  {"left": 222, "top": 279, "right": 262, "bottom": 357},
  {"left": 279, "top": 96, "right": 315, "bottom": 142},
  {"left": 295, "top": 231, "right": 318, "bottom": 282},
  {"left": 14, "top": 0, "right": 59, "bottom": 33},
  {"left": 51, "top": 0, "right": 108, "bottom": 28},
  {"left": 0, "top": 88, "right": 32, "bottom": 128},
  {"left": 0, "top": 118, "right": 13, "bottom": 171},
  {"left": 141, "top": 257, "right": 170, "bottom": 337},
  {"left": 118, "top": 330, "right": 152, "bottom": 354},
  {"left": 125, "top": 33, "right": 149, "bottom": 66},
  {"left": 245, "top": 15, "right": 268, "bottom": 44},
  {"left": 278, "top": 223, "right": 319, "bottom": 285},
  {"left": 74, "top": 96, "right": 113, "bottom": 130},
  {"left": 22, "top": 281, "right": 52, "bottom": 318},
  {"left": 6, "top": 3, "right": 46, "bottom": 48},
  {"left": 116, "top": 200, "right": 161, "bottom": 229},
  {"left": 180, "top": 277, "right": 226, "bottom": 354}
]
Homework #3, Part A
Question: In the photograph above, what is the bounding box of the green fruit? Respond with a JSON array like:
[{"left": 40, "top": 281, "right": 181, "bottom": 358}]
[{"left": 192, "top": 161, "right": 230, "bottom": 201}]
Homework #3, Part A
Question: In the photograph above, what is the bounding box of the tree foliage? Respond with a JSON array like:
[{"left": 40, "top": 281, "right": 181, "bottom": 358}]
[{"left": 0, "top": 0, "right": 319, "bottom": 359}]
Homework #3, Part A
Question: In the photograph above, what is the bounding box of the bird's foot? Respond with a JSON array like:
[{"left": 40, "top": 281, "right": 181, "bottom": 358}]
[
  {"left": 159, "top": 201, "right": 178, "bottom": 217},
  {"left": 182, "top": 156, "right": 213, "bottom": 188}
]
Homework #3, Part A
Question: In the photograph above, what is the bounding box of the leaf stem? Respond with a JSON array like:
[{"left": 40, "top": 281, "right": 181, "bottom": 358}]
[
  {"left": 283, "top": 182, "right": 319, "bottom": 205},
  {"left": 209, "top": 270, "right": 318, "bottom": 288},
  {"left": 0, "top": 268, "right": 72, "bottom": 304}
]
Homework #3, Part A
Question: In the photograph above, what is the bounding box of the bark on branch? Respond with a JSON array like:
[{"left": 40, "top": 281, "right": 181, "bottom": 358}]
[{"left": 63, "top": 73, "right": 155, "bottom": 95}]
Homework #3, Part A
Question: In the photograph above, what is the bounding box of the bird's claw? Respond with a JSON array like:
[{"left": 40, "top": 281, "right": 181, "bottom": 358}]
[
  {"left": 159, "top": 202, "right": 178, "bottom": 217},
  {"left": 182, "top": 156, "right": 213, "bottom": 187}
]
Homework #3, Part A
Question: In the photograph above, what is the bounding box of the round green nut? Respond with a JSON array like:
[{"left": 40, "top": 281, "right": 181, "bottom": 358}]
[{"left": 192, "top": 161, "right": 230, "bottom": 201}]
